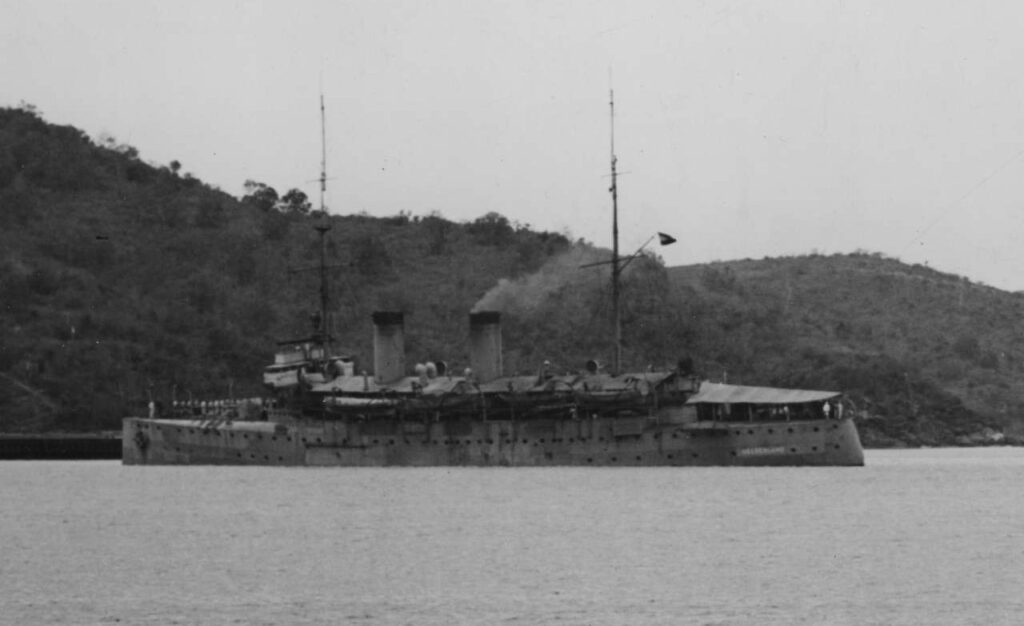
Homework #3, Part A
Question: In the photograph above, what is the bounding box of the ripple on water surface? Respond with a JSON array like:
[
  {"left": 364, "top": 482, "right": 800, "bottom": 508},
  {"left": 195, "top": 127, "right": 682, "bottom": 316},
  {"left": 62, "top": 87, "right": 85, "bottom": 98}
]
[{"left": 1, "top": 448, "right": 1022, "bottom": 625}]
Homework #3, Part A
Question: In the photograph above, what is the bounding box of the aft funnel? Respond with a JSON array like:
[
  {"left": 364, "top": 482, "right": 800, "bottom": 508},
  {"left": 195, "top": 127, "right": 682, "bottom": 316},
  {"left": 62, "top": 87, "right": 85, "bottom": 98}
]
[{"left": 469, "top": 311, "right": 502, "bottom": 383}]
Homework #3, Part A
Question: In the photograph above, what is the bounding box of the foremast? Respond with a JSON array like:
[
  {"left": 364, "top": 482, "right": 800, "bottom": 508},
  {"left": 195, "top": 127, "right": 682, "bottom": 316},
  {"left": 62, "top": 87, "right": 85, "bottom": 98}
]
[{"left": 609, "top": 89, "right": 622, "bottom": 374}]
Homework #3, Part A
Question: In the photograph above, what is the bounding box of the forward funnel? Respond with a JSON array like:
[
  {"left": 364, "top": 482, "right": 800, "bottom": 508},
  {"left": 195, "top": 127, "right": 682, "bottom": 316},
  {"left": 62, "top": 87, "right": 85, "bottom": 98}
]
[{"left": 372, "top": 311, "right": 405, "bottom": 384}]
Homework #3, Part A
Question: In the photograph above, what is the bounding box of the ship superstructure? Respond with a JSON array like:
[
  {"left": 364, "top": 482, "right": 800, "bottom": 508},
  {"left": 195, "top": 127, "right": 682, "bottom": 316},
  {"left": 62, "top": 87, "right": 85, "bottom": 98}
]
[{"left": 124, "top": 308, "right": 863, "bottom": 466}]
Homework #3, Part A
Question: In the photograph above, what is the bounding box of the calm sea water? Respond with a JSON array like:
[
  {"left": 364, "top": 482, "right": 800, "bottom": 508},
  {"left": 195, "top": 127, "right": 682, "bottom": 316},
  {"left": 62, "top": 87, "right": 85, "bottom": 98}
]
[{"left": 1, "top": 448, "right": 1022, "bottom": 625}]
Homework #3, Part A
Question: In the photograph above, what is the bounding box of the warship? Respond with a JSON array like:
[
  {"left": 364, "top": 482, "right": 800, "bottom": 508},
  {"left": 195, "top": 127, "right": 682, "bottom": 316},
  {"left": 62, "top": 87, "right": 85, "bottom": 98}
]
[{"left": 122, "top": 94, "right": 864, "bottom": 467}]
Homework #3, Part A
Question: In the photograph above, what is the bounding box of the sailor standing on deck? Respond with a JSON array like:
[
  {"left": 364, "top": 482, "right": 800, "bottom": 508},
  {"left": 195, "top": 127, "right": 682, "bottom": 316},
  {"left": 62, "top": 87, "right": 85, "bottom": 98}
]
[{"left": 823, "top": 401, "right": 832, "bottom": 419}]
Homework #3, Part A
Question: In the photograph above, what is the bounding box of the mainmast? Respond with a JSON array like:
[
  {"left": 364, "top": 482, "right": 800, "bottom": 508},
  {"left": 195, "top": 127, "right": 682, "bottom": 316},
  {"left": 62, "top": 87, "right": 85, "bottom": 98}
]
[
  {"left": 609, "top": 89, "right": 622, "bottom": 374},
  {"left": 319, "top": 94, "right": 328, "bottom": 215},
  {"left": 315, "top": 94, "right": 332, "bottom": 355},
  {"left": 315, "top": 223, "right": 331, "bottom": 353}
]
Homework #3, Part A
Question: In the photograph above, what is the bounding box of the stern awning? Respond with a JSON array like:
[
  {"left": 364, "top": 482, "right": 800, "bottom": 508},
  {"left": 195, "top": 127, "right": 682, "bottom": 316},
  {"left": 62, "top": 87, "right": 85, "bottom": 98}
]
[{"left": 686, "top": 382, "right": 840, "bottom": 405}]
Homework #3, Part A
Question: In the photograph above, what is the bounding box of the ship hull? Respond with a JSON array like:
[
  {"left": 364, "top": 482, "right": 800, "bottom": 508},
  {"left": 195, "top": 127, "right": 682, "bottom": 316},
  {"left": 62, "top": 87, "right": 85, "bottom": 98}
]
[{"left": 123, "top": 415, "right": 864, "bottom": 467}]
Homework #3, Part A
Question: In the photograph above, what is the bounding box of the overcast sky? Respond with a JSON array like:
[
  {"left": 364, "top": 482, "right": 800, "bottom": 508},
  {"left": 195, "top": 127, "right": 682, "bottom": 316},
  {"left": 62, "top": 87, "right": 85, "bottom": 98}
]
[{"left": 5, "top": 1, "right": 1024, "bottom": 290}]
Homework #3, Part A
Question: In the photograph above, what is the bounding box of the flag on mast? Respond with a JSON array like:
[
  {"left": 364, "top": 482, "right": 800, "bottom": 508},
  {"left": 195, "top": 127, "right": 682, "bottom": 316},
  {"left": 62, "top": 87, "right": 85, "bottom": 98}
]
[{"left": 658, "top": 232, "right": 677, "bottom": 246}]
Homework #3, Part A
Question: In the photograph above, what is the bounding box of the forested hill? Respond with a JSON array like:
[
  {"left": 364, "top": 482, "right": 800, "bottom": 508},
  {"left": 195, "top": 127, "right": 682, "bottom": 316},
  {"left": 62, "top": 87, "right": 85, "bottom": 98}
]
[
  {"left": 0, "top": 106, "right": 572, "bottom": 433},
  {"left": 1, "top": 105, "right": 1021, "bottom": 447},
  {"left": 666, "top": 257, "right": 1024, "bottom": 446}
]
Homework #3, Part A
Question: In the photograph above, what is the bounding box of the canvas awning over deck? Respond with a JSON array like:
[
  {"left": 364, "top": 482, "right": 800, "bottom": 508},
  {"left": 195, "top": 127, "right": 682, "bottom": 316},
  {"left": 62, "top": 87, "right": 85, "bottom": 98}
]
[{"left": 686, "top": 382, "right": 840, "bottom": 405}]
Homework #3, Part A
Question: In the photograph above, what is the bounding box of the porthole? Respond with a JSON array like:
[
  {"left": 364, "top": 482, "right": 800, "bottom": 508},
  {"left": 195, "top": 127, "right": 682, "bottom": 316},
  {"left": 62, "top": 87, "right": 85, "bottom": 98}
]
[
  {"left": 787, "top": 428, "right": 794, "bottom": 434},
  {"left": 730, "top": 451, "right": 737, "bottom": 457},
  {"left": 747, "top": 430, "right": 754, "bottom": 435},
  {"left": 635, "top": 456, "right": 641, "bottom": 461},
  {"left": 768, "top": 429, "right": 774, "bottom": 434},
  {"left": 813, "top": 427, "right": 820, "bottom": 432},
  {"left": 790, "top": 448, "right": 797, "bottom": 453},
  {"left": 611, "top": 456, "right": 617, "bottom": 462},
  {"left": 812, "top": 446, "right": 818, "bottom": 452},
  {"left": 587, "top": 458, "right": 593, "bottom": 463}
]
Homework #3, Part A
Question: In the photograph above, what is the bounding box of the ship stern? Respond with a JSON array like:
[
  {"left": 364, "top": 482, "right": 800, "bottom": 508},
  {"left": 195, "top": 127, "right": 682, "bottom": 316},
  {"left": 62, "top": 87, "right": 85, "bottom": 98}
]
[{"left": 122, "top": 417, "right": 148, "bottom": 465}]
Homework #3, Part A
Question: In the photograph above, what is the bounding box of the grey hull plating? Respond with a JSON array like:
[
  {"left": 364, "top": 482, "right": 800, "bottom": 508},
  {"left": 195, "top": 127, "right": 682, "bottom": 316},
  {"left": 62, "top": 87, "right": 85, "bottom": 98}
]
[{"left": 123, "top": 415, "right": 864, "bottom": 467}]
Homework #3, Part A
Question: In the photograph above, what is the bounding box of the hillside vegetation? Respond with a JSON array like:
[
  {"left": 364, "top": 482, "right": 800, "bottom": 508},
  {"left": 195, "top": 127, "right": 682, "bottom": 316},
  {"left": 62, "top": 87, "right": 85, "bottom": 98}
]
[
  {"left": 667, "top": 258, "right": 1024, "bottom": 446},
  {"left": 1, "top": 105, "right": 1020, "bottom": 447}
]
